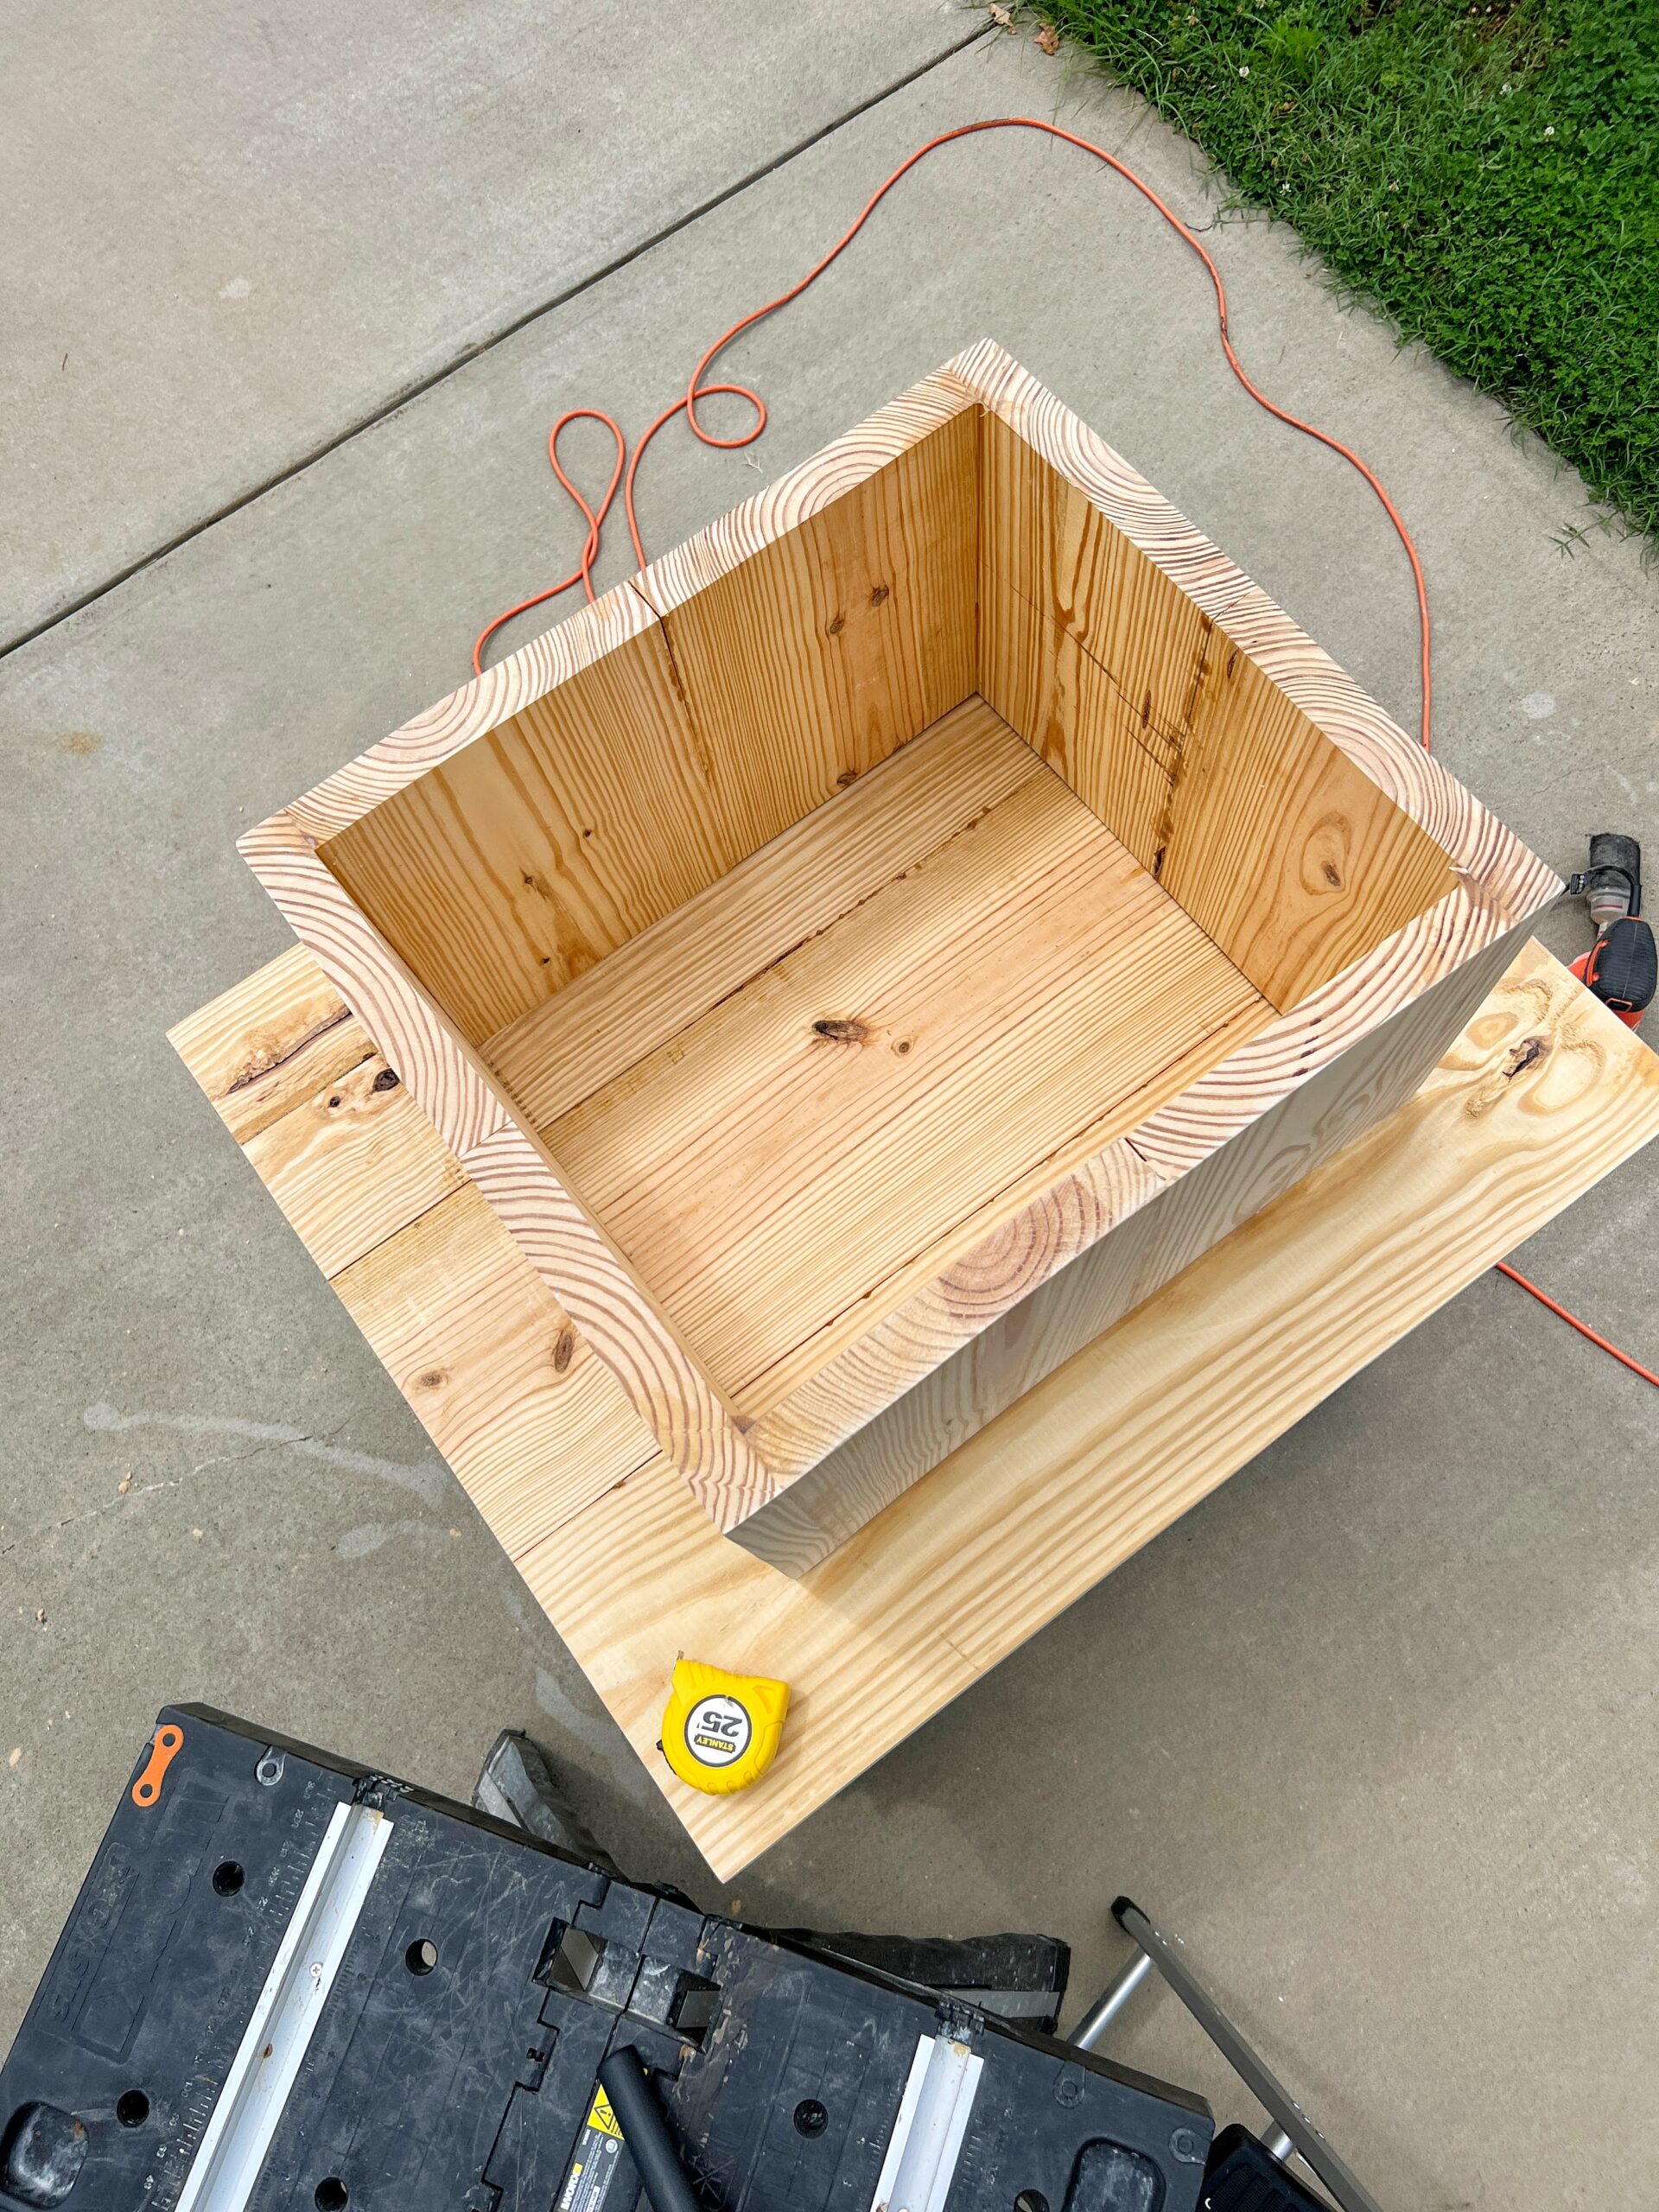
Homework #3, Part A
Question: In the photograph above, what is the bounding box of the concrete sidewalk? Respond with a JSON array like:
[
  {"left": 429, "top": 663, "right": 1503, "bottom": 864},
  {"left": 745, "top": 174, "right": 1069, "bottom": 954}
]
[
  {"left": 2, "top": 0, "right": 977, "bottom": 645},
  {"left": 4, "top": 20, "right": 1657, "bottom": 2205}
]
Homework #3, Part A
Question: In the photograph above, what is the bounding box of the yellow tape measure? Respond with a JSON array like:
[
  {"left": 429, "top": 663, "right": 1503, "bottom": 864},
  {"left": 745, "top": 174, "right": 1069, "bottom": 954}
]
[{"left": 659, "top": 1659, "right": 790, "bottom": 1795}]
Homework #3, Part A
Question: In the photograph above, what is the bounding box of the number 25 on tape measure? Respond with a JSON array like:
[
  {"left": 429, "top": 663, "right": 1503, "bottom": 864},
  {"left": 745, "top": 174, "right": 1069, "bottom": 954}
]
[{"left": 659, "top": 1659, "right": 790, "bottom": 1796}]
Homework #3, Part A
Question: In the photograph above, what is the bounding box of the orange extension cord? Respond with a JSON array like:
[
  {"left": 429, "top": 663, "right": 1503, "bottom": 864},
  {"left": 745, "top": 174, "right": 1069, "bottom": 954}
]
[{"left": 474, "top": 111, "right": 1655, "bottom": 1394}]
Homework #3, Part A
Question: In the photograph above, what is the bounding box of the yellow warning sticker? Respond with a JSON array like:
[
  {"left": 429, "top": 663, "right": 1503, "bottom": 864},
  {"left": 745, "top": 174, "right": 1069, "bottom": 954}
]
[
  {"left": 586, "top": 2087, "right": 624, "bottom": 2141},
  {"left": 556, "top": 2081, "right": 631, "bottom": 2211}
]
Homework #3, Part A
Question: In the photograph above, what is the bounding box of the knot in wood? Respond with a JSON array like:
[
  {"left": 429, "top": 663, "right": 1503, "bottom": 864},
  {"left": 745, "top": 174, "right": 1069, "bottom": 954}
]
[{"left": 1504, "top": 1035, "right": 1549, "bottom": 1080}]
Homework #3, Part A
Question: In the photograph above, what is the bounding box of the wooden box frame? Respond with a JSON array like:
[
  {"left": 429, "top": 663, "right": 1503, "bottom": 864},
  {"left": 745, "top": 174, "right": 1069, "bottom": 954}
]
[{"left": 241, "top": 342, "right": 1560, "bottom": 1574}]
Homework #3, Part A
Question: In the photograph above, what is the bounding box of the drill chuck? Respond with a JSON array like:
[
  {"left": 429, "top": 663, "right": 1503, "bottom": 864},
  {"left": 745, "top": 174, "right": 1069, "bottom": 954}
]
[{"left": 1565, "top": 830, "right": 1643, "bottom": 928}]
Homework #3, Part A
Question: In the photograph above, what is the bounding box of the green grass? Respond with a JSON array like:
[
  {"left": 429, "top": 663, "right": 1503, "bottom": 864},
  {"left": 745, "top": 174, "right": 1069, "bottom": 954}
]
[{"left": 1028, "top": 0, "right": 1659, "bottom": 540}]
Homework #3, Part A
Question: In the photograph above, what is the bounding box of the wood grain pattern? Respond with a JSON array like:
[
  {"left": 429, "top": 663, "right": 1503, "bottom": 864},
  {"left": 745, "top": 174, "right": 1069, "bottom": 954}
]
[
  {"left": 952, "top": 338, "right": 1560, "bottom": 926},
  {"left": 240, "top": 364, "right": 988, "bottom": 1518},
  {"left": 319, "top": 605, "right": 732, "bottom": 1046},
  {"left": 728, "top": 922, "right": 1526, "bottom": 1570},
  {"left": 174, "top": 958, "right": 656, "bottom": 1544},
  {"left": 320, "top": 387, "right": 974, "bottom": 1052},
  {"left": 975, "top": 398, "right": 1458, "bottom": 1010},
  {"left": 283, "top": 581, "right": 661, "bottom": 843},
  {"left": 963, "top": 334, "right": 1557, "bottom": 1185},
  {"left": 1158, "top": 628, "right": 1456, "bottom": 1009},
  {"left": 537, "top": 712, "right": 1269, "bottom": 1414},
  {"left": 454, "top": 1117, "right": 767, "bottom": 1522},
  {"left": 244, "top": 1051, "right": 465, "bottom": 1281},
  {"left": 524, "top": 939, "right": 1659, "bottom": 1872},
  {"left": 978, "top": 404, "right": 1206, "bottom": 759},
  {"left": 167, "top": 940, "right": 373, "bottom": 1147},
  {"left": 1103, "top": 921, "right": 1532, "bottom": 1307},
  {"left": 978, "top": 559, "right": 1179, "bottom": 873},
  {"left": 482, "top": 696, "right": 1037, "bottom": 1131},
  {"left": 734, "top": 924, "right": 1531, "bottom": 1573},
  {"left": 329, "top": 1185, "right": 657, "bottom": 1556},
  {"left": 1123, "top": 885, "right": 1516, "bottom": 1180},
  {"left": 234, "top": 345, "right": 1561, "bottom": 1558},
  {"left": 739, "top": 1137, "right": 1163, "bottom": 1485},
  {"left": 174, "top": 939, "right": 1659, "bottom": 1873},
  {"left": 283, "top": 372, "right": 979, "bottom": 1058},
  {"left": 237, "top": 809, "right": 772, "bottom": 1516},
  {"left": 632, "top": 381, "right": 977, "bottom": 810},
  {"left": 731, "top": 1138, "right": 1166, "bottom": 1567},
  {"left": 238, "top": 813, "right": 511, "bottom": 1158}
]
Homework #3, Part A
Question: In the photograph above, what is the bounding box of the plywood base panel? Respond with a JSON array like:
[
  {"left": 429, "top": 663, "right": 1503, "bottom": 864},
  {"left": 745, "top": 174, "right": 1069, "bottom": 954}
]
[{"left": 173, "top": 938, "right": 1659, "bottom": 1878}]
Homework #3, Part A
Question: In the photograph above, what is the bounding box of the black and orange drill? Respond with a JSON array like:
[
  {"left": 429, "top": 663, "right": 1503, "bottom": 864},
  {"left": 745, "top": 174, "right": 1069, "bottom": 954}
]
[{"left": 1566, "top": 832, "right": 1656, "bottom": 1028}]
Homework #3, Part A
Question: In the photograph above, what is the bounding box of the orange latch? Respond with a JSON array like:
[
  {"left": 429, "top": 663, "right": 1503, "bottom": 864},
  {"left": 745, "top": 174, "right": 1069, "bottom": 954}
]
[{"left": 131, "top": 1722, "right": 184, "bottom": 1808}]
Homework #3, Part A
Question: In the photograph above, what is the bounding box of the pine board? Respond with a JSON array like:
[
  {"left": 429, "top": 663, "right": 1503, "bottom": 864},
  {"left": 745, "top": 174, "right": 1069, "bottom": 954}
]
[
  {"left": 483, "top": 697, "right": 1034, "bottom": 1131},
  {"left": 172, "top": 938, "right": 1659, "bottom": 1878},
  {"left": 974, "top": 404, "right": 1458, "bottom": 1010},
  {"left": 499, "top": 699, "right": 1268, "bottom": 1408}
]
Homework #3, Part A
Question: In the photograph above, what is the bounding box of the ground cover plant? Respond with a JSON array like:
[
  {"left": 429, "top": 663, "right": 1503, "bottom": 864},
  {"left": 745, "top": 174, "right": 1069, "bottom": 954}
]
[{"left": 1028, "top": 0, "right": 1659, "bottom": 538}]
